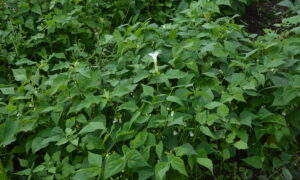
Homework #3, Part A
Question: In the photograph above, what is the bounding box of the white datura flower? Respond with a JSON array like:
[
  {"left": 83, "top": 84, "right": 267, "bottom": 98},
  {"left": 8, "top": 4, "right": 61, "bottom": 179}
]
[
  {"left": 173, "top": 130, "right": 178, "bottom": 136},
  {"left": 148, "top": 51, "right": 160, "bottom": 74},
  {"left": 148, "top": 51, "right": 160, "bottom": 64},
  {"left": 170, "top": 111, "right": 174, "bottom": 117},
  {"left": 189, "top": 132, "right": 194, "bottom": 137}
]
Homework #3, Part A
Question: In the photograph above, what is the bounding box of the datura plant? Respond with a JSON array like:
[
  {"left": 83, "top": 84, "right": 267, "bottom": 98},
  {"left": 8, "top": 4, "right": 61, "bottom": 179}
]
[{"left": 0, "top": 0, "right": 300, "bottom": 180}]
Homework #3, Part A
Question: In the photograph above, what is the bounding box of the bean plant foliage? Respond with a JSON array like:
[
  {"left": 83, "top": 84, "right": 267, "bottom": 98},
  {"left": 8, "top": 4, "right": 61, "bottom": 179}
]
[{"left": 0, "top": 0, "right": 300, "bottom": 179}]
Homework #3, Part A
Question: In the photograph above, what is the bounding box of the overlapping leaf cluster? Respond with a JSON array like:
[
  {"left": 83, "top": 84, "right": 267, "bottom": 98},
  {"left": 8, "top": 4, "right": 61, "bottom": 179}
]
[{"left": 1, "top": 0, "right": 300, "bottom": 179}]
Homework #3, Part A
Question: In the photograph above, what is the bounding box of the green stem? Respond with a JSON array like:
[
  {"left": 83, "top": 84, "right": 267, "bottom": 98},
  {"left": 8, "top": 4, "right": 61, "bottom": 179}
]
[{"left": 0, "top": 159, "right": 8, "bottom": 180}]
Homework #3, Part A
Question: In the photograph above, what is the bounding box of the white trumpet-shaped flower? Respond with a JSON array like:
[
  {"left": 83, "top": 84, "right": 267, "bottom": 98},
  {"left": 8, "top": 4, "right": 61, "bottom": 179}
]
[
  {"left": 189, "top": 132, "right": 195, "bottom": 137},
  {"left": 148, "top": 51, "right": 160, "bottom": 74},
  {"left": 173, "top": 130, "right": 178, "bottom": 136},
  {"left": 149, "top": 51, "right": 160, "bottom": 64},
  {"left": 170, "top": 111, "right": 174, "bottom": 117}
]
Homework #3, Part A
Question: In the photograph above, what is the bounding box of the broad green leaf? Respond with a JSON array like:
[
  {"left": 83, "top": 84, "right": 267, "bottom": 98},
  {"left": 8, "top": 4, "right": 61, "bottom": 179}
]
[
  {"left": 174, "top": 143, "right": 197, "bottom": 157},
  {"left": 205, "top": 102, "right": 223, "bottom": 109},
  {"left": 200, "top": 126, "right": 215, "bottom": 138},
  {"left": 12, "top": 69, "right": 27, "bottom": 81},
  {"left": 242, "top": 156, "right": 263, "bottom": 169},
  {"left": 119, "top": 101, "right": 138, "bottom": 112},
  {"left": 32, "top": 4, "right": 42, "bottom": 15},
  {"left": 126, "top": 150, "right": 149, "bottom": 168},
  {"left": 112, "top": 85, "right": 133, "bottom": 97},
  {"left": 166, "top": 96, "right": 184, "bottom": 106},
  {"left": 104, "top": 153, "right": 125, "bottom": 180},
  {"left": 130, "top": 129, "right": 148, "bottom": 149},
  {"left": 165, "top": 69, "right": 187, "bottom": 79},
  {"left": 0, "top": 118, "right": 19, "bottom": 146},
  {"left": 0, "top": 87, "right": 15, "bottom": 95},
  {"left": 196, "top": 111, "right": 207, "bottom": 125},
  {"left": 79, "top": 115, "right": 106, "bottom": 134},
  {"left": 72, "top": 95, "right": 102, "bottom": 113},
  {"left": 142, "top": 84, "right": 154, "bottom": 97},
  {"left": 156, "top": 141, "right": 163, "bottom": 160},
  {"left": 217, "top": 105, "right": 229, "bottom": 117},
  {"left": 88, "top": 152, "right": 102, "bottom": 167},
  {"left": 186, "top": 59, "right": 199, "bottom": 73},
  {"left": 233, "top": 140, "right": 248, "bottom": 150},
  {"left": 53, "top": 53, "right": 66, "bottom": 59},
  {"left": 196, "top": 158, "right": 213, "bottom": 174},
  {"left": 170, "top": 156, "right": 188, "bottom": 176},
  {"left": 217, "top": 0, "right": 231, "bottom": 5},
  {"left": 155, "top": 162, "right": 170, "bottom": 180}
]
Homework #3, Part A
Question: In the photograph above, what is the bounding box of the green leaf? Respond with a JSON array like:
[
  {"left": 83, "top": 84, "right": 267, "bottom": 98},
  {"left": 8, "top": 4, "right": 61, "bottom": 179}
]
[
  {"left": 282, "top": 167, "right": 293, "bottom": 180},
  {"left": 165, "top": 69, "right": 187, "bottom": 79},
  {"left": 217, "top": 0, "right": 231, "bottom": 5},
  {"left": 0, "top": 87, "right": 15, "bottom": 95},
  {"left": 130, "top": 129, "right": 148, "bottom": 149},
  {"left": 104, "top": 153, "right": 125, "bottom": 180},
  {"left": 166, "top": 96, "right": 184, "bottom": 106},
  {"left": 233, "top": 140, "right": 248, "bottom": 150},
  {"left": 53, "top": 53, "right": 66, "bottom": 59},
  {"left": 205, "top": 102, "right": 223, "bottom": 109},
  {"left": 200, "top": 126, "right": 215, "bottom": 138},
  {"left": 0, "top": 118, "right": 19, "bottom": 146},
  {"left": 156, "top": 141, "right": 163, "bottom": 160},
  {"left": 196, "top": 111, "right": 207, "bottom": 125},
  {"left": 119, "top": 101, "right": 138, "bottom": 112},
  {"left": 79, "top": 115, "right": 106, "bottom": 134},
  {"left": 142, "top": 84, "right": 154, "bottom": 97},
  {"left": 32, "top": 4, "right": 42, "bottom": 15},
  {"left": 196, "top": 158, "right": 213, "bottom": 174},
  {"left": 174, "top": 143, "right": 197, "bottom": 157},
  {"left": 12, "top": 69, "right": 27, "bottom": 81},
  {"left": 72, "top": 95, "right": 102, "bottom": 113},
  {"left": 217, "top": 105, "right": 229, "bottom": 117},
  {"left": 155, "top": 162, "right": 170, "bottom": 180},
  {"left": 242, "top": 156, "right": 263, "bottom": 169},
  {"left": 170, "top": 156, "right": 188, "bottom": 176},
  {"left": 112, "top": 85, "right": 133, "bottom": 97},
  {"left": 88, "top": 152, "right": 102, "bottom": 167},
  {"left": 126, "top": 150, "right": 149, "bottom": 168},
  {"left": 186, "top": 59, "right": 199, "bottom": 73}
]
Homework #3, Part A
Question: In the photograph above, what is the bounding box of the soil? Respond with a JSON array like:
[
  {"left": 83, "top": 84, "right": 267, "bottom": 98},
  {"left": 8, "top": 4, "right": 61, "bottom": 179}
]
[{"left": 241, "top": 0, "right": 287, "bottom": 35}]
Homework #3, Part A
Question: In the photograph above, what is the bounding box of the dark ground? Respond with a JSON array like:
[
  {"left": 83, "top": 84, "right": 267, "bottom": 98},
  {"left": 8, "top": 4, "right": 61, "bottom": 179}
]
[{"left": 242, "top": 0, "right": 287, "bottom": 35}]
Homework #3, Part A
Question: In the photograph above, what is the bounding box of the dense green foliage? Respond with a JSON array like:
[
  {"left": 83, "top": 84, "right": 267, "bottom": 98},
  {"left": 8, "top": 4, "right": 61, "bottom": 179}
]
[{"left": 1, "top": 0, "right": 300, "bottom": 179}]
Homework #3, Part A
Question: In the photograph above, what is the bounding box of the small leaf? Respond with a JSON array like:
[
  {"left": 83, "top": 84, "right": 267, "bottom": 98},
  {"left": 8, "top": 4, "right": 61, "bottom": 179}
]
[
  {"left": 119, "top": 101, "right": 138, "bottom": 112},
  {"left": 200, "top": 126, "right": 215, "bottom": 138},
  {"left": 88, "top": 152, "right": 102, "bottom": 167},
  {"left": 112, "top": 86, "right": 132, "bottom": 97},
  {"left": 167, "top": 96, "right": 184, "bottom": 106},
  {"left": 104, "top": 153, "right": 125, "bottom": 180},
  {"left": 155, "top": 162, "right": 170, "bottom": 180},
  {"left": 130, "top": 129, "right": 148, "bottom": 149},
  {"left": 233, "top": 140, "right": 248, "bottom": 150},
  {"left": 12, "top": 69, "right": 27, "bottom": 81},
  {"left": 242, "top": 156, "right": 263, "bottom": 169},
  {"left": 170, "top": 156, "right": 188, "bottom": 176},
  {"left": 156, "top": 141, "right": 163, "bottom": 160},
  {"left": 79, "top": 115, "right": 106, "bottom": 134},
  {"left": 165, "top": 69, "right": 187, "bottom": 79},
  {"left": 196, "top": 111, "right": 207, "bottom": 125},
  {"left": 196, "top": 158, "right": 213, "bottom": 174},
  {"left": 0, "top": 87, "right": 15, "bottom": 95},
  {"left": 205, "top": 102, "right": 223, "bottom": 109},
  {"left": 142, "top": 84, "right": 154, "bottom": 97},
  {"left": 126, "top": 150, "right": 149, "bottom": 168},
  {"left": 174, "top": 143, "right": 197, "bottom": 157}
]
